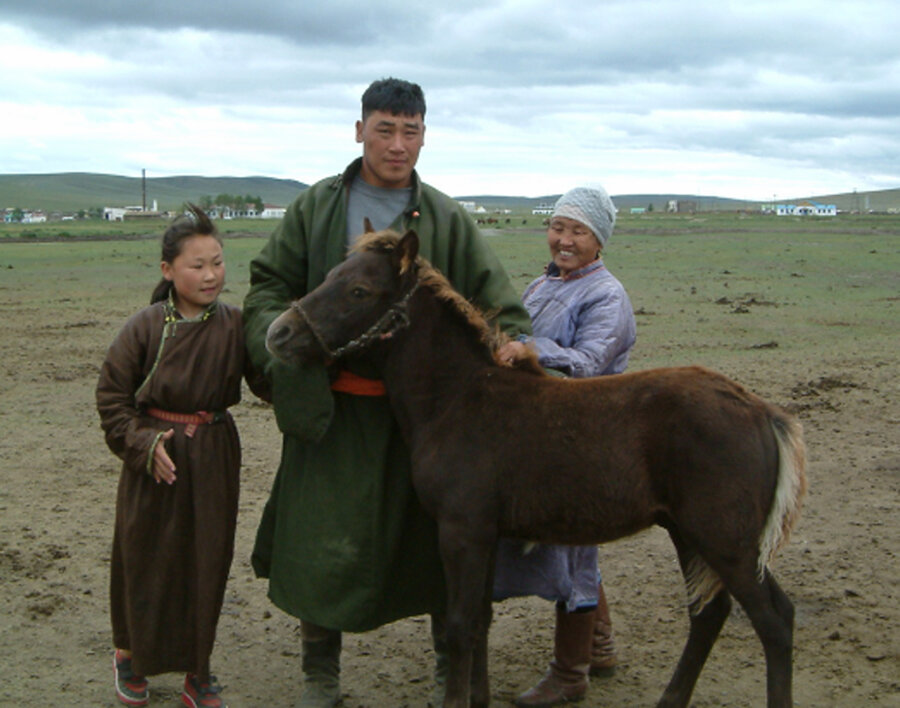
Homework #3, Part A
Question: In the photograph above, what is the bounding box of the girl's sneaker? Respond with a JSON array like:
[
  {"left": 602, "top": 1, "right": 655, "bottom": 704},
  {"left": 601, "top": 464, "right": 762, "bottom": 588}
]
[
  {"left": 182, "top": 673, "right": 228, "bottom": 708},
  {"left": 113, "top": 650, "right": 149, "bottom": 706}
]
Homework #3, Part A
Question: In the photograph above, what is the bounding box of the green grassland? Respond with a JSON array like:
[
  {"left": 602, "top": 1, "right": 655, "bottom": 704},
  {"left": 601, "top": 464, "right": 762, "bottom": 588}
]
[
  {"left": 2, "top": 212, "right": 896, "bottom": 379},
  {"left": 0, "top": 216, "right": 274, "bottom": 241},
  {"left": 492, "top": 215, "right": 899, "bottom": 372}
]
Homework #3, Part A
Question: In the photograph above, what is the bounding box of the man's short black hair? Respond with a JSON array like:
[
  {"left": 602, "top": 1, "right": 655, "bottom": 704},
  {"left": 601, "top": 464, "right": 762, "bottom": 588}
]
[{"left": 361, "top": 78, "right": 426, "bottom": 121}]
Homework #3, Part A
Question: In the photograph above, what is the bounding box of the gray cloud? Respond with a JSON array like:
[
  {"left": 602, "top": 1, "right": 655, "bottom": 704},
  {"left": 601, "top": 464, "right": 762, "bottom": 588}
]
[
  {"left": 2, "top": 0, "right": 899, "bottom": 198},
  {"left": 5, "top": 0, "right": 446, "bottom": 45}
]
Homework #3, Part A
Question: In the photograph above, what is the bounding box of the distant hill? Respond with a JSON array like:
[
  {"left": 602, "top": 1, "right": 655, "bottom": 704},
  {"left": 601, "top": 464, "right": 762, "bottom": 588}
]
[
  {"left": 456, "top": 194, "right": 761, "bottom": 212},
  {"left": 459, "top": 190, "right": 900, "bottom": 213},
  {"left": 787, "top": 188, "right": 900, "bottom": 214},
  {"left": 2, "top": 172, "right": 898, "bottom": 215},
  {"left": 0, "top": 173, "right": 308, "bottom": 213}
]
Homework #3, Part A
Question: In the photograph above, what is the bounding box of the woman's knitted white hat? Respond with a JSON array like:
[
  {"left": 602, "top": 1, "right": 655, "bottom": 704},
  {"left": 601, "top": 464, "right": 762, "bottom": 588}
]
[{"left": 552, "top": 186, "right": 617, "bottom": 247}]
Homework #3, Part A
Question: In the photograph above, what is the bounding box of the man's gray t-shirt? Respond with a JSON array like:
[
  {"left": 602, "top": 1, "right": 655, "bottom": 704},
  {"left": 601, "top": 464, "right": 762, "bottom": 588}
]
[{"left": 346, "top": 175, "right": 411, "bottom": 246}]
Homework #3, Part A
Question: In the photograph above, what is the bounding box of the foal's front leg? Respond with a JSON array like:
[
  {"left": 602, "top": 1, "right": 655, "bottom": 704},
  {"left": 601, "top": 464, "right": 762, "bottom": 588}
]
[{"left": 439, "top": 523, "right": 496, "bottom": 708}]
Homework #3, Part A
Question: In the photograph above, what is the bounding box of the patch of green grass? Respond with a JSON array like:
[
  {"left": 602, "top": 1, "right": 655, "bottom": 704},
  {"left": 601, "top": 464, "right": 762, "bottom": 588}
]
[
  {"left": 0, "top": 217, "right": 277, "bottom": 241},
  {"left": 490, "top": 216, "right": 899, "bottom": 374},
  {"left": 2, "top": 214, "right": 897, "bottom": 381}
]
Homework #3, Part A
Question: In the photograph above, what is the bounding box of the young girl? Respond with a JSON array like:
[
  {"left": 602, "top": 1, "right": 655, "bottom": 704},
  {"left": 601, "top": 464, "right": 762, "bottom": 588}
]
[{"left": 97, "top": 204, "right": 267, "bottom": 707}]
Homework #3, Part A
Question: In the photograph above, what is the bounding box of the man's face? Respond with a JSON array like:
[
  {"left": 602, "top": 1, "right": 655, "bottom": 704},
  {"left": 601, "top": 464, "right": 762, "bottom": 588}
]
[{"left": 355, "top": 110, "right": 425, "bottom": 189}]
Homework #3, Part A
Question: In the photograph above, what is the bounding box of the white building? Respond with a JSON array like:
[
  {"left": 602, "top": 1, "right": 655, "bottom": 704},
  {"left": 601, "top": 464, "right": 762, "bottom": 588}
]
[
  {"left": 776, "top": 202, "right": 836, "bottom": 217},
  {"left": 18, "top": 210, "right": 47, "bottom": 223},
  {"left": 103, "top": 207, "right": 129, "bottom": 221},
  {"left": 206, "top": 205, "right": 259, "bottom": 219}
]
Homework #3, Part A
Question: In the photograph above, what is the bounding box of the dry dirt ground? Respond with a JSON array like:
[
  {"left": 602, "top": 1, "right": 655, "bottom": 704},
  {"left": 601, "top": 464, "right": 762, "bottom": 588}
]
[{"left": 1, "top": 244, "right": 898, "bottom": 707}]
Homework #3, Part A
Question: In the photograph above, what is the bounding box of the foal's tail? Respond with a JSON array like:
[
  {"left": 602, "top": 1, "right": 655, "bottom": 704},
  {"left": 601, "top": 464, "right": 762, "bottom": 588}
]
[
  {"left": 684, "top": 409, "right": 807, "bottom": 613},
  {"left": 757, "top": 412, "right": 808, "bottom": 580}
]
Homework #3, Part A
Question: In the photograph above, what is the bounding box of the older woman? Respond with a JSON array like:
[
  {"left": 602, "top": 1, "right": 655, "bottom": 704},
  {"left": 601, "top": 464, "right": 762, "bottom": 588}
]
[{"left": 494, "top": 186, "right": 636, "bottom": 707}]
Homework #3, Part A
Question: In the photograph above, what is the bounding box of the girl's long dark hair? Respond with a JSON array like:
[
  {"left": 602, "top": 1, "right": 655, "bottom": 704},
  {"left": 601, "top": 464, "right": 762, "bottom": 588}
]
[{"left": 150, "top": 203, "right": 220, "bottom": 304}]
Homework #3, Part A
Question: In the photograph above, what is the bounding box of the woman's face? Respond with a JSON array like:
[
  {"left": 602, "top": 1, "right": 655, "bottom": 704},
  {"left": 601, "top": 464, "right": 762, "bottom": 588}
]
[{"left": 546, "top": 216, "right": 599, "bottom": 276}]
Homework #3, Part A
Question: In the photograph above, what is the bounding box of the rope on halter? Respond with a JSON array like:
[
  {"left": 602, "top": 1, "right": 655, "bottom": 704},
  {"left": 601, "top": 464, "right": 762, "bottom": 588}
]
[
  {"left": 291, "top": 279, "right": 421, "bottom": 361},
  {"left": 291, "top": 299, "right": 333, "bottom": 359}
]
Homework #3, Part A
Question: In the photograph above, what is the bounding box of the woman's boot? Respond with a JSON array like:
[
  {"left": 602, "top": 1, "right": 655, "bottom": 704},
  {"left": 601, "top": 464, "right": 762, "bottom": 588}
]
[
  {"left": 299, "top": 621, "right": 342, "bottom": 707},
  {"left": 590, "top": 582, "right": 617, "bottom": 677},
  {"left": 514, "top": 606, "right": 594, "bottom": 707}
]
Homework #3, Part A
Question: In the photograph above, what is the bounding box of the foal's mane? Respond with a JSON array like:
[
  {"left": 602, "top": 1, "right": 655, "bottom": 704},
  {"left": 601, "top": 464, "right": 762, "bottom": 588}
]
[{"left": 352, "top": 230, "right": 540, "bottom": 371}]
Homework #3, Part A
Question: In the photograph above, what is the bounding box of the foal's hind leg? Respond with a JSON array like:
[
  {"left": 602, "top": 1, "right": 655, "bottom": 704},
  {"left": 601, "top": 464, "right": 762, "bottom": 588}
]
[
  {"left": 659, "top": 591, "right": 732, "bottom": 708},
  {"left": 658, "top": 530, "right": 732, "bottom": 708},
  {"left": 723, "top": 568, "right": 794, "bottom": 708}
]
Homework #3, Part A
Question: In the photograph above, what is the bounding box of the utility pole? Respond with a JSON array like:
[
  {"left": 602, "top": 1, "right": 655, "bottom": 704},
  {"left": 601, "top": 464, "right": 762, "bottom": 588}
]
[{"left": 142, "top": 169, "right": 147, "bottom": 212}]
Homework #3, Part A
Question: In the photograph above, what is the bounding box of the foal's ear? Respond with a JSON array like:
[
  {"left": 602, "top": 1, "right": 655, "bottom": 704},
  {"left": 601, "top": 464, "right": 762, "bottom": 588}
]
[
  {"left": 363, "top": 217, "right": 375, "bottom": 233},
  {"left": 396, "top": 230, "right": 419, "bottom": 275}
]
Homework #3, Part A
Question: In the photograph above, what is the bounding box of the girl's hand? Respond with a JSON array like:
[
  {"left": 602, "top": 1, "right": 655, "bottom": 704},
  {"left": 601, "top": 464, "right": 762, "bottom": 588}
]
[
  {"left": 152, "top": 429, "right": 177, "bottom": 485},
  {"left": 497, "top": 340, "right": 529, "bottom": 366}
]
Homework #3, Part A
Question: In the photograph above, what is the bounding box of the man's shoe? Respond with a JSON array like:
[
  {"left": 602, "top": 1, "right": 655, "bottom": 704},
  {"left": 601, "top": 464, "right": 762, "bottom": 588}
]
[
  {"left": 299, "top": 630, "right": 342, "bottom": 707},
  {"left": 113, "top": 650, "right": 149, "bottom": 706}
]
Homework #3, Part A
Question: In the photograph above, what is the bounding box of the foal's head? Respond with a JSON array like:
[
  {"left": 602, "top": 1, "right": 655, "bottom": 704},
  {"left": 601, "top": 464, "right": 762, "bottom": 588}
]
[
  {"left": 266, "top": 229, "right": 419, "bottom": 365},
  {"left": 266, "top": 227, "right": 536, "bottom": 372}
]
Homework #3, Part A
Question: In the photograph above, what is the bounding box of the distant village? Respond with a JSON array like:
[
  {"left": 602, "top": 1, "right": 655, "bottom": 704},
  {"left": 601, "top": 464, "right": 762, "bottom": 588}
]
[
  {"left": 10, "top": 195, "right": 892, "bottom": 224},
  {"left": 99, "top": 201, "right": 287, "bottom": 223},
  {"left": 526, "top": 198, "right": 839, "bottom": 217},
  {"left": 2, "top": 198, "right": 288, "bottom": 224}
]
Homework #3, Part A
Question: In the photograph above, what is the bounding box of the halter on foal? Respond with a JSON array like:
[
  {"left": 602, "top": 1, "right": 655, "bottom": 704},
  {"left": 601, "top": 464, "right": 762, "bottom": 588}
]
[{"left": 266, "top": 228, "right": 807, "bottom": 708}]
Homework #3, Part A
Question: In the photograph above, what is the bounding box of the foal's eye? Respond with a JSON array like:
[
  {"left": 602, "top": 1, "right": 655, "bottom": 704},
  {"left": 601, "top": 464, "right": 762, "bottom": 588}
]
[{"left": 350, "top": 286, "right": 369, "bottom": 299}]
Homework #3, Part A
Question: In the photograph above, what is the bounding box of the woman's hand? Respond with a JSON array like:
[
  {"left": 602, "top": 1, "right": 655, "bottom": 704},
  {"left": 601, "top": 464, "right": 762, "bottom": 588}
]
[
  {"left": 497, "top": 340, "right": 529, "bottom": 366},
  {"left": 152, "top": 429, "right": 177, "bottom": 485}
]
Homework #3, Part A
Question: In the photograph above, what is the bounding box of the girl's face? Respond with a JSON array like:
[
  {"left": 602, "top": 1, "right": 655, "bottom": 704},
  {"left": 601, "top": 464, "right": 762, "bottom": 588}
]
[
  {"left": 547, "top": 216, "right": 599, "bottom": 276},
  {"left": 160, "top": 234, "right": 225, "bottom": 318}
]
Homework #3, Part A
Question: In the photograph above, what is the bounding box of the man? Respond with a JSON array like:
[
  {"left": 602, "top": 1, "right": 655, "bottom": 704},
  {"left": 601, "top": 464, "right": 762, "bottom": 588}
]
[{"left": 243, "top": 78, "right": 531, "bottom": 707}]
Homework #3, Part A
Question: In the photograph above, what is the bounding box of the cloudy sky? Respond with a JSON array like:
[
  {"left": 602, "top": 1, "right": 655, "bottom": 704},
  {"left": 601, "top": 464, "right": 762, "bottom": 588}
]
[{"left": 2, "top": 1, "right": 898, "bottom": 200}]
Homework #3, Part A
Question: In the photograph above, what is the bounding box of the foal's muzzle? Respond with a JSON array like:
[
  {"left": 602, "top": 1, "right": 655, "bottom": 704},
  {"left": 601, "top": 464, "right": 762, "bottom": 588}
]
[{"left": 265, "top": 310, "right": 321, "bottom": 363}]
